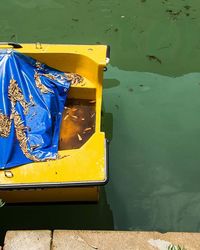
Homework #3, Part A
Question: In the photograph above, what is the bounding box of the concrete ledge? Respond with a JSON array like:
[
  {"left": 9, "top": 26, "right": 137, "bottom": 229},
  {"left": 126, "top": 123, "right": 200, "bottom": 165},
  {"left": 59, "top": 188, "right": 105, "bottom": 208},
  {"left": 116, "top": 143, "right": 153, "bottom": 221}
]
[
  {"left": 2, "top": 230, "right": 200, "bottom": 250},
  {"left": 3, "top": 230, "right": 52, "bottom": 250},
  {"left": 52, "top": 230, "right": 200, "bottom": 250}
]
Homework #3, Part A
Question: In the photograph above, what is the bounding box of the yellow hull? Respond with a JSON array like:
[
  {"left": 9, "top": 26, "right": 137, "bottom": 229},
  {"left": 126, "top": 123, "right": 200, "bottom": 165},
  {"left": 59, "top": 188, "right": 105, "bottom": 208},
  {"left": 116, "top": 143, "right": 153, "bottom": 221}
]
[{"left": 0, "top": 43, "right": 109, "bottom": 202}]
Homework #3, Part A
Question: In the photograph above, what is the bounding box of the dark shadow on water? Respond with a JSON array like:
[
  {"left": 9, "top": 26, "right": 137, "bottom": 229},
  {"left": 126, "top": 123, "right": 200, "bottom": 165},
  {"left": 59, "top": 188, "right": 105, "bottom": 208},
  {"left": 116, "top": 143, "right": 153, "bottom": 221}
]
[
  {"left": 103, "top": 79, "right": 120, "bottom": 89},
  {"left": 0, "top": 187, "right": 113, "bottom": 245},
  {"left": 101, "top": 106, "right": 113, "bottom": 142}
]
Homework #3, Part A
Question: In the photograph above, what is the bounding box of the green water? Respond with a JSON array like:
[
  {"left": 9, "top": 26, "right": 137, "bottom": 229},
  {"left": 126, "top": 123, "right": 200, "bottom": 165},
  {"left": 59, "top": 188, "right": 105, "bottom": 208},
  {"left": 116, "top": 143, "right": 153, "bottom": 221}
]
[{"left": 1, "top": 0, "right": 200, "bottom": 240}]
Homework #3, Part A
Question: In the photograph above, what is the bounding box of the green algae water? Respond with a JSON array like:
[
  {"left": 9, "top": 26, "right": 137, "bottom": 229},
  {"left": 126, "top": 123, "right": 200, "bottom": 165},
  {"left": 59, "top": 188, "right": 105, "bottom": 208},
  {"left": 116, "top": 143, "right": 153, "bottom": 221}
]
[{"left": 1, "top": 0, "right": 200, "bottom": 241}]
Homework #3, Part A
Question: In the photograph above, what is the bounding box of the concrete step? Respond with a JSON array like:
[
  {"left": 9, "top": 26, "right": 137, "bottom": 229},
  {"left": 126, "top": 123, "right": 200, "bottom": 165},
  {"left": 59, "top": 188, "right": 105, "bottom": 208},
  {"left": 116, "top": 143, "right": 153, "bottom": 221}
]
[
  {"left": 3, "top": 231, "right": 52, "bottom": 250},
  {"left": 2, "top": 230, "right": 200, "bottom": 250}
]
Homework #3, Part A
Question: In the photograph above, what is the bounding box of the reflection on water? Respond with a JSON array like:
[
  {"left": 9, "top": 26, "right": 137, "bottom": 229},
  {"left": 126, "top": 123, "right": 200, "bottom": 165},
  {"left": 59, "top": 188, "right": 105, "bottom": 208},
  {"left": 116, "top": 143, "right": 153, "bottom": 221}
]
[
  {"left": 104, "top": 66, "right": 200, "bottom": 232},
  {"left": 146, "top": 187, "right": 200, "bottom": 232},
  {"left": 0, "top": 0, "right": 200, "bottom": 239}
]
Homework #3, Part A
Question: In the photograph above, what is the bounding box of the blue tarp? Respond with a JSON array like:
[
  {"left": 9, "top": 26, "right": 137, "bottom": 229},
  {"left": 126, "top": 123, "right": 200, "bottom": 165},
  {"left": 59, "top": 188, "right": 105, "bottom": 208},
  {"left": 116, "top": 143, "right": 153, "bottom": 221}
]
[{"left": 0, "top": 49, "right": 71, "bottom": 169}]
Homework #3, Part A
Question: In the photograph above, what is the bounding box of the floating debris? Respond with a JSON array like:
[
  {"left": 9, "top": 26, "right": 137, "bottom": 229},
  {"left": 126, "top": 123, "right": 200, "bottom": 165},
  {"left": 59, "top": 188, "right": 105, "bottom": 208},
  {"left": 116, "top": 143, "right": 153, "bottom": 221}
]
[
  {"left": 81, "top": 118, "right": 85, "bottom": 121},
  {"left": 166, "top": 9, "right": 182, "bottom": 20},
  {"left": 0, "top": 113, "right": 11, "bottom": 137},
  {"left": 184, "top": 5, "right": 191, "bottom": 10},
  {"left": 129, "top": 88, "right": 134, "bottom": 92},
  {"left": 72, "top": 18, "right": 79, "bottom": 22},
  {"left": 91, "top": 113, "right": 95, "bottom": 118},
  {"left": 89, "top": 100, "right": 96, "bottom": 104},
  {"left": 146, "top": 55, "right": 162, "bottom": 64},
  {"left": 115, "top": 104, "right": 119, "bottom": 110},
  {"left": 4, "top": 170, "right": 13, "bottom": 178},
  {"left": 77, "top": 133, "right": 82, "bottom": 141},
  {"left": 64, "top": 114, "right": 69, "bottom": 120},
  {"left": 84, "top": 127, "right": 92, "bottom": 132},
  {"left": 71, "top": 115, "right": 78, "bottom": 119}
]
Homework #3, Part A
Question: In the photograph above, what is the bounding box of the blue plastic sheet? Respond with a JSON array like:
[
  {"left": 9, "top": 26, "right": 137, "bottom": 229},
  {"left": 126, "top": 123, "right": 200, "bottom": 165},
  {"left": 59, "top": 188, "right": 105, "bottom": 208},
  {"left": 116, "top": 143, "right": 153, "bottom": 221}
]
[{"left": 0, "top": 49, "right": 71, "bottom": 169}]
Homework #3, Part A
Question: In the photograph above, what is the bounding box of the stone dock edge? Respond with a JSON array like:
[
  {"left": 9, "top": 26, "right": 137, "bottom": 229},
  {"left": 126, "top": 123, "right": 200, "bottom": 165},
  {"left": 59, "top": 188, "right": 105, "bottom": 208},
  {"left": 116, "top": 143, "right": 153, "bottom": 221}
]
[{"left": 2, "top": 230, "right": 200, "bottom": 249}]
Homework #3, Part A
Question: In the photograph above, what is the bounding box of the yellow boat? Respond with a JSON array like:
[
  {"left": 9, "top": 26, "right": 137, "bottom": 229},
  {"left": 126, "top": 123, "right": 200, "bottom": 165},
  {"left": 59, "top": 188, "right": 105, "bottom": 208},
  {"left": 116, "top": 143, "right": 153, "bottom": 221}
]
[{"left": 0, "top": 42, "right": 110, "bottom": 203}]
